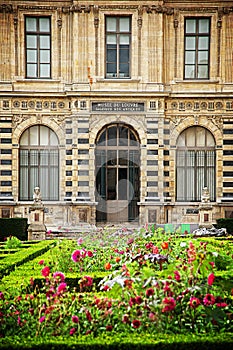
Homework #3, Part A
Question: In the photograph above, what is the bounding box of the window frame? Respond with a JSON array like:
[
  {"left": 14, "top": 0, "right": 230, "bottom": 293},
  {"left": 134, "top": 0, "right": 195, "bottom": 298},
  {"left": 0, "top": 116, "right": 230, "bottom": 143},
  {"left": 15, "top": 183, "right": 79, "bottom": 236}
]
[
  {"left": 25, "top": 16, "right": 51, "bottom": 79},
  {"left": 184, "top": 17, "right": 211, "bottom": 80},
  {"left": 19, "top": 126, "right": 59, "bottom": 201},
  {"left": 105, "top": 16, "right": 131, "bottom": 79},
  {"left": 176, "top": 127, "right": 216, "bottom": 202}
]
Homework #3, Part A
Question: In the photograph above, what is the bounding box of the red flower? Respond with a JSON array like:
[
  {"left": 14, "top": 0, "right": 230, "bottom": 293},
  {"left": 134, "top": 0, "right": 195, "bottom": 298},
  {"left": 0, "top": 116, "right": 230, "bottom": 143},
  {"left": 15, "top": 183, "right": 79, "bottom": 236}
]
[
  {"left": 53, "top": 271, "right": 65, "bottom": 283},
  {"left": 38, "top": 260, "right": 44, "bottom": 265},
  {"left": 41, "top": 266, "right": 50, "bottom": 277},
  {"left": 146, "top": 288, "right": 154, "bottom": 297},
  {"left": 87, "top": 251, "right": 93, "bottom": 257},
  {"left": 135, "top": 296, "right": 143, "bottom": 305},
  {"left": 57, "top": 282, "right": 67, "bottom": 293},
  {"left": 207, "top": 273, "right": 215, "bottom": 286},
  {"left": 174, "top": 270, "right": 181, "bottom": 282},
  {"left": 131, "top": 319, "right": 141, "bottom": 328},
  {"left": 69, "top": 327, "right": 76, "bottom": 335},
  {"left": 161, "top": 242, "right": 169, "bottom": 250},
  {"left": 122, "top": 314, "right": 130, "bottom": 324},
  {"left": 106, "top": 325, "right": 113, "bottom": 331},
  {"left": 189, "top": 297, "right": 201, "bottom": 309},
  {"left": 203, "top": 293, "right": 215, "bottom": 306},
  {"left": 72, "top": 315, "right": 79, "bottom": 323},
  {"left": 162, "top": 297, "right": 176, "bottom": 312},
  {"left": 71, "top": 250, "right": 81, "bottom": 263},
  {"left": 105, "top": 262, "right": 112, "bottom": 270},
  {"left": 86, "top": 310, "right": 92, "bottom": 322}
]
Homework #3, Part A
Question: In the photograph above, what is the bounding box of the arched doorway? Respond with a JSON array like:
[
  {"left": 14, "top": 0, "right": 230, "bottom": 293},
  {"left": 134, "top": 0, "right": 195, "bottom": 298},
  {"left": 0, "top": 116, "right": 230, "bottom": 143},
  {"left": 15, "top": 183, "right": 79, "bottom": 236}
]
[
  {"left": 95, "top": 123, "right": 140, "bottom": 223},
  {"left": 176, "top": 126, "right": 216, "bottom": 201}
]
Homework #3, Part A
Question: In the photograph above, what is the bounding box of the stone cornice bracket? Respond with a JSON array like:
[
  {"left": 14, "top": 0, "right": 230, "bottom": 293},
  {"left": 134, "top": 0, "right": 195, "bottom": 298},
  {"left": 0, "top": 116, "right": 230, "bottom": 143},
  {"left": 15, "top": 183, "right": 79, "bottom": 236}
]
[
  {"left": 57, "top": 11, "right": 62, "bottom": 30},
  {"left": 13, "top": 16, "right": 18, "bottom": 30},
  {"left": 93, "top": 5, "right": 99, "bottom": 28},
  {"left": 146, "top": 5, "right": 174, "bottom": 15},
  {"left": 137, "top": 6, "right": 143, "bottom": 28},
  {"left": 0, "top": 4, "right": 13, "bottom": 13}
]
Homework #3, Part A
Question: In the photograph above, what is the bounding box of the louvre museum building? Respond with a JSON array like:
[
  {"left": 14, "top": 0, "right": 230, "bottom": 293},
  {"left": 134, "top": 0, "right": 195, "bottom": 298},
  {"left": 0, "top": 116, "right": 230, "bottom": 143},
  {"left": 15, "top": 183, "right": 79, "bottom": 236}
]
[{"left": 0, "top": 0, "right": 233, "bottom": 231}]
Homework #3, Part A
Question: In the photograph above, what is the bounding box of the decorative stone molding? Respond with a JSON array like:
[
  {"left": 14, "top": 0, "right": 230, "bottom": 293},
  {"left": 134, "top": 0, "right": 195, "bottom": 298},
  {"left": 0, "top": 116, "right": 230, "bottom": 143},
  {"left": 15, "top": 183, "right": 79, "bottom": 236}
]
[
  {"left": 208, "top": 115, "right": 223, "bottom": 131},
  {"left": 12, "top": 114, "right": 30, "bottom": 130},
  {"left": 0, "top": 4, "right": 13, "bottom": 13},
  {"left": 146, "top": 5, "right": 174, "bottom": 15},
  {"left": 63, "top": 5, "right": 91, "bottom": 13},
  {"left": 50, "top": 115, "right": 66, "bottom": 126}
]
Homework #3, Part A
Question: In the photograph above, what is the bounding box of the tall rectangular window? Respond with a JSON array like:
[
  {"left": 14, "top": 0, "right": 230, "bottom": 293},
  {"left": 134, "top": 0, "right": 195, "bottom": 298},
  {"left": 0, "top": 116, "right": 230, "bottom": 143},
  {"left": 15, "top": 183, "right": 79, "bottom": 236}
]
[
  {"left": 106, "top": 16, "right": 131, "bottom": 79},
  {"left": 25, "top": 17, "right": 51, "bottom": 79},
  {"left": 184, "top": 18, "right": 210, "bottom": 79}
]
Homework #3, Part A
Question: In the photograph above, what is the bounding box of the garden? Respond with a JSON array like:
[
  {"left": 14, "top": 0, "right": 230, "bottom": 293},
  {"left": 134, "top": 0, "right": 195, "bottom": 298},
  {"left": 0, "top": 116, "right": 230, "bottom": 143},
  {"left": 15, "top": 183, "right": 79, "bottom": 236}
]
[{"left": 0, "top": 225, "right": 233, "bottom": 349}]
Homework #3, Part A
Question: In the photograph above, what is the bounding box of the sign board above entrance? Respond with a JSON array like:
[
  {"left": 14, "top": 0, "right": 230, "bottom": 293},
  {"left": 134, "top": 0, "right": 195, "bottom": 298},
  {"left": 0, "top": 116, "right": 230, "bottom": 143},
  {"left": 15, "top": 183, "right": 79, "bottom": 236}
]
[{"left": 92, "top": 102, "right": 145, "bottom": 112}]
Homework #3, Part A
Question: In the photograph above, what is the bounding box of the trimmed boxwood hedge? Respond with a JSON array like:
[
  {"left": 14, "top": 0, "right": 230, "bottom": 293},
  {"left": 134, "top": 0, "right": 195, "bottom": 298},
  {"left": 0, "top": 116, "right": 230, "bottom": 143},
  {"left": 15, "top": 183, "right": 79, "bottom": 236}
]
[
  {"left": 0, "top": 218, "right": 28, "bottom": 241},
  {"left": 215, "top": 218, "right": 233, "bottom": 235},
  {"left": 0, "top": 332, "right": 232, "bottom": 350}
]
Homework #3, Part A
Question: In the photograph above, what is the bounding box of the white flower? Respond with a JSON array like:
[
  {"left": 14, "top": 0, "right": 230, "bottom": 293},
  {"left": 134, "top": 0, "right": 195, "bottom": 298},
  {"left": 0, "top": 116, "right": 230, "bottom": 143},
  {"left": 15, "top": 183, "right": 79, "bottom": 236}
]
[{"left": 180, "top": 242, "right": 187, "bottom": 247}]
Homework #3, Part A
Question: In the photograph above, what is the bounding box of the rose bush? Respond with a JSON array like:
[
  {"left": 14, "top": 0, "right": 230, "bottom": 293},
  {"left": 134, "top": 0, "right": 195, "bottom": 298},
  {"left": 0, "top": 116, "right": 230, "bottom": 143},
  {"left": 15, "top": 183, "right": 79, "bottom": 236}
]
[{"left": 0, "top": 226, "right": 232, "bottom": 338}]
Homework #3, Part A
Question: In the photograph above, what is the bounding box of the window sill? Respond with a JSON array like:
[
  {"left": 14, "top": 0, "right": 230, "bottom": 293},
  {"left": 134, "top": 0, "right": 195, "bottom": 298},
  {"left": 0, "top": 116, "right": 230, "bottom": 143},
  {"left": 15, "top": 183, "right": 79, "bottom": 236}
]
[
  {"left": 173, "top": 79, "right": 220, "bottom": 84},
  {"left": 96, "top": 78, "right": 141, "bottom": 83}
]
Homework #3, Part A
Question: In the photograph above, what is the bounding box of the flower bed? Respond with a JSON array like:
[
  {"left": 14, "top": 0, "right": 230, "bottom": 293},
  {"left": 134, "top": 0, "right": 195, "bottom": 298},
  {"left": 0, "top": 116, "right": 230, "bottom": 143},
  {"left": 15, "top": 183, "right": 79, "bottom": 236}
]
[{"left": 0, "top": 226, "right": 232, "bottom": 348}]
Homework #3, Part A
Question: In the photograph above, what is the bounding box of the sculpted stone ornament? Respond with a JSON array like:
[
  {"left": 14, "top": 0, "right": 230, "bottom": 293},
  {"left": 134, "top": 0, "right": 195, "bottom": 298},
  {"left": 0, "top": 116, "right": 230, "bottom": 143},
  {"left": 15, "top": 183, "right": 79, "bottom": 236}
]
[
  {"left": 33, "top": 186, "right": 42, "bottom": 204},
  {"left": 201, "top": 187, "right": 210, "bottom": 203}
]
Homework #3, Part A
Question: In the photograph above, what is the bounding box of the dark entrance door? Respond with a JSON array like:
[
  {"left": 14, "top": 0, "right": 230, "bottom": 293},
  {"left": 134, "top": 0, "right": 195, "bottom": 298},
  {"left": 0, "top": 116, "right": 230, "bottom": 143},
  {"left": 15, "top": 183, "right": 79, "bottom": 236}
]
[{"left": 95, "top": 124, "right": 140, "bottom": 223}]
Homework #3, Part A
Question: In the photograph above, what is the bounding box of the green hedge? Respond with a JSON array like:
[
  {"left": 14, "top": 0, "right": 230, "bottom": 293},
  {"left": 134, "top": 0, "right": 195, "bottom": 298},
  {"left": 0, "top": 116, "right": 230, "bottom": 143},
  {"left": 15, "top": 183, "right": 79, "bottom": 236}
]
[
  {"left": 0, "top": 218, "right": 28, "bottom": 241},
  {"left": 0, "top": 332, "right": 232, "bottom": 350},
  {"left": 215, "top": 218, "right": 233, "bottom": 234}
]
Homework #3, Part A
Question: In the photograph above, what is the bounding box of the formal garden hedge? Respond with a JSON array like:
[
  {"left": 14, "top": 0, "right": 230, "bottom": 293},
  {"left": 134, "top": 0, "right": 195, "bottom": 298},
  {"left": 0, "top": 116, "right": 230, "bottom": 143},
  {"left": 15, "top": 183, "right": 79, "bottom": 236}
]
[
  {"left": 0, "top": 218, "right": 28, "bottom": 241},
  {"left": 0, "top": 226, "right": 232, "bottom": 349}
]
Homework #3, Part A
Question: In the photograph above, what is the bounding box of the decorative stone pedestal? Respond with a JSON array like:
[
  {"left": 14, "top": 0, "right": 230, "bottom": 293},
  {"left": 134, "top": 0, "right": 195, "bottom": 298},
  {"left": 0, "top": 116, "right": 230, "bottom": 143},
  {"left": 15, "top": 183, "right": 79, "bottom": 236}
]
[
  {"left": 28, "top": 187, "right": 47, "bottom": 240},
  {"left": 198, "top": 204, "right": 213, "bottom": 229},
  {"left": 198, "top": 187, "right": 213, "bottom": 228}
]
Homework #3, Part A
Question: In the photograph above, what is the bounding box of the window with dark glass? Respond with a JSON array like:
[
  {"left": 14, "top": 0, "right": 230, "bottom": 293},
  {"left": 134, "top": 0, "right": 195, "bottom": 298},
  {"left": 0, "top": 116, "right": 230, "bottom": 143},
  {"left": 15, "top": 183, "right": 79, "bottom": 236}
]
[
  {"left": 106, "top": 16, "right": 131, "bottom": 78},
  {"left": 184, "top": 18, "right": 210, "bottom": 79},
  {"left": 25, "top": 17, "right": 51, "bottom": 78},
  {"left": 176, "top": 127, "right": 215, "bottom": 201}
]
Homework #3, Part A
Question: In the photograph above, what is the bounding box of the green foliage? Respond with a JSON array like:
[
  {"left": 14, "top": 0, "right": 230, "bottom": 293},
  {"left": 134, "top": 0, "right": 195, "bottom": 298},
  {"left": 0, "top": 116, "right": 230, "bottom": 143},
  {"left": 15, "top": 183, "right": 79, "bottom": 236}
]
[
  {"left": 4, "top": 236, "right": 22, "bottom": 249},
  {"left": 215, "top": 218, "right": 233, "bottom": 234},
  {"left": 0, "top": 218, "right": 28, "bottom": 241}
]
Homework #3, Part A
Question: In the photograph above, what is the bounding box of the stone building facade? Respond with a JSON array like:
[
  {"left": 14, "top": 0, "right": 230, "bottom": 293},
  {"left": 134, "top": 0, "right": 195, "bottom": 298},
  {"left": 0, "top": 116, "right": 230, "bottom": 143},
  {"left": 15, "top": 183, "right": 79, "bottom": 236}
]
[{"left": 0, "top": 0, "right": 233, "bottom": 230}]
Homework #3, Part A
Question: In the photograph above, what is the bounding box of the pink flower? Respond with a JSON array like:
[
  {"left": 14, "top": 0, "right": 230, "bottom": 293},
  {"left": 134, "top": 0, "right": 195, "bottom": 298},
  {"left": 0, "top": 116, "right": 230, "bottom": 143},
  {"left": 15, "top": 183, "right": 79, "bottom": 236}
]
[
  {"left": 72, "top": 315, "right": 79, "bottom": 323},
  {"left": 71, "top": 250, "right": 81, "bottom": 262},
  {"left": 162, "top": 297, "right": 176, "bottom": 312},
  {"left": 47, "top": 230, "right": 51, "bottom": 235},
  {"left": 203, "top": 293, "right": 215, "bottom": 306},
  {"left": 207, "top": 273, "right": 215, "bottom": 286},
  {"left": 38, "top": 260, "right": 44, "bottom": 265},
  {"left": 39, "top": 316, "right": 45, "bottom": 323},
  {"left": 189, "top": 297, "right": 201, "bottom": 309},
  {"left": 53, "top": 271, "right": 65, "bottom": 283},
  {"left": 80, "top": 275, "right": 93, "bottom": 288},
  {"left": 131, "top": 319, "right": 141, "bottom": 328},
  {"left": 41, "top": 266, "right": 50, "bottom": 277},
  {"left": 69, "top": 327, "right": 76, "bottom": 335},
  {"left": 216, "top": 302, "right": 228, "bottom": 308},
  {"left": 77, "top": 237, "right": 84, "bottom": 245},
  {"left": 57, "top": 282, "right": 67, "bottom": 293},
  {"left": 174, "top": 270, "right": 181, "bottom": 282},
  {"left": 87, "top": 251, "right": 93, "bottom": 257}
]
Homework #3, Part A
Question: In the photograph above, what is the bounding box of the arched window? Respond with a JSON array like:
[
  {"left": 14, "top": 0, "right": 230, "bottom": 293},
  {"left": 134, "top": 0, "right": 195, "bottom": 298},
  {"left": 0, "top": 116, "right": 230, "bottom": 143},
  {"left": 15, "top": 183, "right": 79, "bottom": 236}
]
[
  {"left": 176, "top": 126, "right": 215, "bottom": 201},
  {"left": 19, "top": 125, "right": 59, "bottom": 201}
]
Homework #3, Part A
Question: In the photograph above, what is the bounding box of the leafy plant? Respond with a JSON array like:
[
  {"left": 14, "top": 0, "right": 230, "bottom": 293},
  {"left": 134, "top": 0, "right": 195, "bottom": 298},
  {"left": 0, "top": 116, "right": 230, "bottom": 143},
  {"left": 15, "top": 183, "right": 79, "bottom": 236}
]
[{"left": 4, "top": 236, "right": 22, "bottom": 249}]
